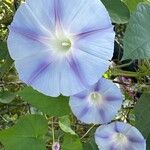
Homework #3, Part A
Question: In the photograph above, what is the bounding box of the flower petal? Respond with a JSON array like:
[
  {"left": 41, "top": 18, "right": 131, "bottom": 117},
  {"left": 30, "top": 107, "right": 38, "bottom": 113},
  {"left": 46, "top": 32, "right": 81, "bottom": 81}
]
[
  {"left": 125, "top": 126, "right": 147, "bottom": 150},
  {"left": 71, "top": 50, "right": 111, "bottom": 87},
  {"left": 95, "top": 122, "right": 146, "bottom": 150},
  {"left": 15, "top": 51, "right": 60, "bottom": 97},
  {"left": 96, "top": 78, "right": 123, "bottom": 111},
  {"left": 11, "top": 0, "right": 54, "bottom": 34},
  {"left": 73, "top": 27, "right": 115, "bottom": 61},
  {"left": 8, "top": 0, "right": 115, "bottom": 96},
  {"left": 60, "top": 57, "right": 86, "bottom": 96},
  {"left": 7, "top": 0, "right": 55, "bottom": 60},
  {"left": 25, "top": 0, "right": 55, "bottom": 30},
  {"left": 7, "top": 26, "right": 52, "bottom": 60},
  {"left": 69, "top": 78, "right": 123, "bottom": 124},
  {"left": 58, "top": 0, "right": 112, "bottom": 34}
]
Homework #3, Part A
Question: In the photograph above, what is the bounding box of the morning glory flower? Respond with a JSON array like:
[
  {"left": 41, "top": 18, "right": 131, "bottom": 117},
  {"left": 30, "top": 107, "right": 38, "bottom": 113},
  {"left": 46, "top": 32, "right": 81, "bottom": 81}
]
[
  {"left": 95, "top": 121, "right": 146, "bottom": 150},
  {"left": 69, "top": 78, "right": 123, "bottom": 124},
  {"left": 52, "top": 142, "right": 60, "bottom": 150},
  {"left": 7, "top": 0, "right": 115, "bottom": 96}
]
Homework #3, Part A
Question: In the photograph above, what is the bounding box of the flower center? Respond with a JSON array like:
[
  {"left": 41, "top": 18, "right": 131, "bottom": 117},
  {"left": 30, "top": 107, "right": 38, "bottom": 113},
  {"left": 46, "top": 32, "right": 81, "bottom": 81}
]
[
  {"left": 54, "top": 38, "right": 72, "bottom": 53},
  {"left": 112, "top": 133, "right": 128, "bottom": 145},
  {"left": 60, "top": 39, "right": 71, "bottom": 50},
  {"left": 89, "top": 92, "right": 103, "bottom": 105}
]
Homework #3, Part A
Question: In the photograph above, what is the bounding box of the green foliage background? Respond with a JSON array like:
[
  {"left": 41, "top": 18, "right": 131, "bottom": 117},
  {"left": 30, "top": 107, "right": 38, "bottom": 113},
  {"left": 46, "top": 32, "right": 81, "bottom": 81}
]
[{"left": 0, "top": 0, "right": 150, "bottom": 150}]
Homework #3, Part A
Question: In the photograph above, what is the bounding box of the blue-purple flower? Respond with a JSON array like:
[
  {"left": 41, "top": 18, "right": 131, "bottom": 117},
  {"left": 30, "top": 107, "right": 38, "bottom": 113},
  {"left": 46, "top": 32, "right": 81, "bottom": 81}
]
[
  {"left": 69, "top": 78, "right": 123, "bottom": 124},
  {"left": 95, "top": 121, "right": 146, "bottom": 150},
  {"left": 52, "top": 142, "right": 60, "bottom": 150},
  {"left": 7, "top": 0, "right": 115, "bottom": 97}
]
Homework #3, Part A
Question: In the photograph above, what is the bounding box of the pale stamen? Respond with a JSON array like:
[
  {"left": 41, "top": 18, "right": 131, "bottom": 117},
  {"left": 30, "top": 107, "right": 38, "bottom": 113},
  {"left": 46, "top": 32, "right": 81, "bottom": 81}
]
[{"left": 89, "top": 92, "right": 103, "bottom": 105}]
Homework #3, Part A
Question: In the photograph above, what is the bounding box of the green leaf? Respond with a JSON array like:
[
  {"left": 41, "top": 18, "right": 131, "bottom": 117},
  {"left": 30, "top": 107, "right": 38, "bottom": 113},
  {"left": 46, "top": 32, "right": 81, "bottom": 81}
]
[
  {"left": 123, "top": 2, "right": 150, "bottom": 60},
  {"left": 0, "top": 55, "right": 13, "bottom": 78},
  {"left": 0, "top": 115, "right": 48, "bottom": 150},
  {"left": 0, "top": 41, "right": 13, "bottom": 78},
  {"left": 0, "top": 41, "right": 8, "bottom": 60},
  {"left": 134, "top": 93, "right": 150, "bottom": 138},
  {"left": 59, "top": 115, "right": 76, "bottom": 135},
  {"left": 123, "top": 0, "right": 144, "bottom": 12},
  {"left": 62, "top": 134, "right": 83, "bottom": 150},
  {"left": 0, "top": 91, "right": 16, "bottom": 104},
  {"left": 83, "top": 138, "right": 98, "bottom": 150},
  {"left": 18, "top": 87, "right": 71, "bottom": 117},
  {"left": 147, "top": 134, "right": 150, "bottom": 150},
  {"left": 101, "top": 0, "right": 130, "bottom": 24}
]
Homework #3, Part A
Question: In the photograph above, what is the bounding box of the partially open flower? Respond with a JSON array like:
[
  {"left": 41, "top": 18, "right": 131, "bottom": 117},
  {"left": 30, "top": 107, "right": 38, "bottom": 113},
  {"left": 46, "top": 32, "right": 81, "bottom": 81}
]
[
  {"left": 52, "top": 142, "right": 60, "bottom": 150},
  {"left": 69, "top": 78, "right": 123, "bottom": 124},
  {"left": 7, "top": 0, "right": 115, "bottom": 97},
  {"left": 95, "top": 121, "right": 146, "bottom": 150}
]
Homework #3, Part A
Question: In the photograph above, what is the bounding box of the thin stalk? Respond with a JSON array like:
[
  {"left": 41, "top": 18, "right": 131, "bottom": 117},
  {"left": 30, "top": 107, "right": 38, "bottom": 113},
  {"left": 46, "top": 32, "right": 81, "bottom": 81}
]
[
  {"left": 111, "top": 69, "right": 150, "bottom": 77},
  {"left": 114, "top": 60, "right": 134, "bottom": 69},
  {"left": 80, "top": 124, "right": 95, "bottom": 140},
  {"left": 51, "top": 117, "right": 55, "bottom": 144}
]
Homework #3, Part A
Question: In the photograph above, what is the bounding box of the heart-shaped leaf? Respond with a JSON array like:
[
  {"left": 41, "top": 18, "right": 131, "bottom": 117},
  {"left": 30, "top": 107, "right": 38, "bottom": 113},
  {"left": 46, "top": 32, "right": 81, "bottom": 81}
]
[
  {"left": 0, "top": 115, "right": 48, "bottom": 150},
  {"left": 18, "top": 87, "right": 71, "bottom": 117}
]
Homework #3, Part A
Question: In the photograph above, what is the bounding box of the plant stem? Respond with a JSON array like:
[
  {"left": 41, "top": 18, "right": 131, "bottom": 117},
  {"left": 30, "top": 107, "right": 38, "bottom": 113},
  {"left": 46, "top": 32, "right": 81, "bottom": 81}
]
[
  {"left": 114, "top": 60, "right": 134, "bottom": 69},
  {"left": 111, "top": 69, "right": 150, "bottom": 77},
  {"left": 51, "top": 117, "right": 55, "bottom": 144},
  {"left": 80, "top": 124, "right": 95, "bottom": 140}
]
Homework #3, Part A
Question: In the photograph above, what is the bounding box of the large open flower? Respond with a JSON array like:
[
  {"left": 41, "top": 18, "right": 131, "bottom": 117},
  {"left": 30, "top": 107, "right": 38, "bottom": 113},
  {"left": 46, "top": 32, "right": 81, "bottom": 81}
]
[
  {"left": 95, "top": 122, "right": 146, "bottom": 150},
  {"left": 7, "top": 0, "right": 115, "bottom": 96},
  {"left": 69, "top": 78, "right": 123, "bottom": 124}
]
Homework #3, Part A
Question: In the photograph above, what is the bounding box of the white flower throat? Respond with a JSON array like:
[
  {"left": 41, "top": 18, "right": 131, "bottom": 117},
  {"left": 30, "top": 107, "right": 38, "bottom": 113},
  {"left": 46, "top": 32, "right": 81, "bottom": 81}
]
[
  {"left": 53, "top": 35, "right": 72, "bottom": 55},
  {"left": 89, "top": 92, "right": 103, "bottom": 105},
  {"left": 59, "top": 38, "right": 71, "bottom": 51},
  {"left": 53, "top": 27, "right": 72, "bottom": 54},
  {"left": 112, "top": 133, "right": 128, "bottom": 145}
]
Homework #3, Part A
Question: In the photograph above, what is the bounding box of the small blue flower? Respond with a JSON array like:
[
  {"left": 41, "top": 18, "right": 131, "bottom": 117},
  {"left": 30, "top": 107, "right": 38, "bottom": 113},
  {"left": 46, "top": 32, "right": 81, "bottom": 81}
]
[
  {"left": 69, "top": 78, "right": 123, "bottom": 124},
  {"left": 95, "top": 121, "right": 146, "bottom": 150},
  {"left": 52, "top": 142, "right": 60, "bottom": 150},
  {"left": 7, "top": 0, "right": 115, "bottom": 97}
]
